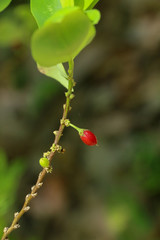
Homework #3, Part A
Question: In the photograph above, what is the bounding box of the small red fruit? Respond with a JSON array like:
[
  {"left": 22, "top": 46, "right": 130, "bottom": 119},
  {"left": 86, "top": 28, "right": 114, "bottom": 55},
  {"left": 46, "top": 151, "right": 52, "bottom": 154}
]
[{"left": 80, "top": 130, "right": 97, "bottom": 146}]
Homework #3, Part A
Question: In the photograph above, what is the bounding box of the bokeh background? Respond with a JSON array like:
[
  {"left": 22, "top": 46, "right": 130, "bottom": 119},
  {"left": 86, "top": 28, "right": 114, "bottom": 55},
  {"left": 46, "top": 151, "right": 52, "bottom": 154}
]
[{"left": 1, "top": 0, "right": 160, "bottom": 239}]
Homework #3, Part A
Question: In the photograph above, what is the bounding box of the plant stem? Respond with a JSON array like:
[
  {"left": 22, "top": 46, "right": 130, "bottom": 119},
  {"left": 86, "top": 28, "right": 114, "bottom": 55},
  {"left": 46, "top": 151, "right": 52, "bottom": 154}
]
[
  {"left": 1, "top": 60, "right": 75, "bottom": 240},
  {"left": 69, "top": 123, "right": 82, "bottom": 132}
]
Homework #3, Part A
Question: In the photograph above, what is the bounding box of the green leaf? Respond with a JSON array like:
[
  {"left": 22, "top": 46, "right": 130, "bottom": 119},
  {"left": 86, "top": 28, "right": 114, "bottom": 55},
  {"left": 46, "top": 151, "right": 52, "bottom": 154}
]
[
  {"left": 74, "top": 0, "right": 84, "bottom": 8},
  {"left": 0, "top": 5, "right": 36, "bottom": 47},
  {"left": 38, "top": 63, "right": 68, "bottom": 89},
  {"left": 85, "top": 9, "right": 101, "bottom": 24},
  {"left": 84, "top": 0, "right": 99, "bottom": 10},
  {"left": 60, "top": 0, "right": 74, "bottom": 8},
  {"left": 31, "top": 7, "right": 95, "bottom": 67},
  {"left": 30, "top": 0, "right": 62, "bottom": 27},
  {"left": 0, "top": 154, "right": 25, "bottom": 217},
  {"left": 60, "top": 0, "right": 84, "bottom": 8},
  {"left": 0, "top": 0, "right": 12, "bottom": 12}
]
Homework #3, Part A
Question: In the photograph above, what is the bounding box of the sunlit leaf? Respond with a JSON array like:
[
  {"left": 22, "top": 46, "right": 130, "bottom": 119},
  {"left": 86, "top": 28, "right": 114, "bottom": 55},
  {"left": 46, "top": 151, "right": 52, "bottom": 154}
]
[
  {"left": 74, "top": 0, "right": 84, "bottom": 8},
  {"left": 0, "top": 0, "right": 12, "bottom": 12},
  {"left": 60, "top": 0, "right": 84, "bottom": 8},
  {"left": 38, "top": 63, "right": 68, "bottom": 89},
  {"left": 60, "top": 0, "right": 74, "bottom": 8},
  {"left": 84, "top": 0, "right": 99, "bottom": 10},
  {"left": 30, "top": 0, "right": 62, "bottom": 27},
  {"left": 31, "top": 7, "right": 95, "bottom": 67},
  {"left": 85, "top": 9, "right": 101, "bottom": 24}
]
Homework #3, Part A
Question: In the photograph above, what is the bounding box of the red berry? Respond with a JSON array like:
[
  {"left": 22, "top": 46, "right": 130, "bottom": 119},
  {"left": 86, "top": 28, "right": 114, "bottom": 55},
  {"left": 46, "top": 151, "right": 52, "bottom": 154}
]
[{"left": 80, "top": 130, "right": 97, "bottom": 146}]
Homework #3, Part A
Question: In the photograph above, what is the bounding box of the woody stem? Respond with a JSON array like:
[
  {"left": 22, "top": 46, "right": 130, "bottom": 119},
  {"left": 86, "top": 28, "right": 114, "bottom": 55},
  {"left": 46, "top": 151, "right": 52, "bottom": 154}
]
[{"left": 1, "top": 59, "right": 75, "bottom": 240}]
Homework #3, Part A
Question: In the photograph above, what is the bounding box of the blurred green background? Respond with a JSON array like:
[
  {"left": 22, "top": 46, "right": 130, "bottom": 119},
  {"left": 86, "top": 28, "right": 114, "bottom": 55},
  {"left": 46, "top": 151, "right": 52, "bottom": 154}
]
[{"left": 1, "top": 0, "right": 160, "bottom": 240}]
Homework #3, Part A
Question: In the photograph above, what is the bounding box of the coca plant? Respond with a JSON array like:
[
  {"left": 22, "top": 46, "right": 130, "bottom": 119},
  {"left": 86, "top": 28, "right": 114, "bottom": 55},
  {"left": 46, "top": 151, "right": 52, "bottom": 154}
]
[{"left": 0, "top": 0, "right": 100, "bottom": 239}]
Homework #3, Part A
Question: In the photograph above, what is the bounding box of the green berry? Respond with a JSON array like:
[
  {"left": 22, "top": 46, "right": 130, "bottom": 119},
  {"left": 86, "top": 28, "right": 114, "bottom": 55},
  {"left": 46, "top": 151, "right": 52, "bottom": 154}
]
[{"left": 39, "top": 157, "right": 49, "bottom": 168}]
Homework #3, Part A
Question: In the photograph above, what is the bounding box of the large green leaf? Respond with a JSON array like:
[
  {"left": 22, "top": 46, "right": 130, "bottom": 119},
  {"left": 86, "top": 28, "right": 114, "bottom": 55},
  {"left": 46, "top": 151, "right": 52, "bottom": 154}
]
[
  {"left": 31, "top": 7, "right": 95, "bottom": 67},
  {"left": 38, "top": 63, "right": 68, "bottom": 89},
  {"left": 60, "top": 0, "right": 84, "bottom": 8},
  {"left": 30, "top": 0, "right": 62, "bottom": 27},
  {"left": 60, "top": 0, "right": 74, "bottom": 8},
  {"left": 84, "top": 0, "right": 99, "bottom": 10},
  {"left": 74, "top": 0, "right": 84, "bottom": 8},
  {"left": 0, "top": 0, "right": 12, "bottom": 12},
  {"left": 85, "top": 9, "right": 101, "bottom": 25}
]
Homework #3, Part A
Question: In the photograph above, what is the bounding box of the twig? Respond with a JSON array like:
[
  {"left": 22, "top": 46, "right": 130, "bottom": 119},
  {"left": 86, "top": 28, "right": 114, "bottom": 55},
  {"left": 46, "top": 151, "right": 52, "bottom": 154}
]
[{"left": 1, "top": 60, "right": 75, "bottom": 240}]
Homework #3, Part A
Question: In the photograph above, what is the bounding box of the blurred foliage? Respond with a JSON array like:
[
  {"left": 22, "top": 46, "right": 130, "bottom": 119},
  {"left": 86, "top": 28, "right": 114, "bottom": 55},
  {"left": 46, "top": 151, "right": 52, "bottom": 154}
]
[
  {"left": 0, "top": 149, "right": 25, "bottom": 233},
  {"left": 29, "top": 78, "right": 62, "bottom": 117},
  {"left": 107, "top": 191, "right": 152, "bottom": 240},
  {"left": 133, "top": 135, "right": 160, "bottom": 193},
  {"left": 0, "top": 4, "right": 36, "bottom": 47}
]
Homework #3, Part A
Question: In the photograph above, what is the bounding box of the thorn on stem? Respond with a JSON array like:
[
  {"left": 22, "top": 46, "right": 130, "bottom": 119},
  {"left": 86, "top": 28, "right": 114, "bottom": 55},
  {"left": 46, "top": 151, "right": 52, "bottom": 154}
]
[
  {"left": 14, "top": 224, "right": 20, "bottom": 229},
  {"left": 65, "top": 92, "right": 69, "bottom": 97},
  {"left": 14, "top": 212, "right": 19, "bottom": 217},
  {"left": 24, "top": 206, "right": 30, "bottom": 211},
  {"left": 37, "top": 182, "right": 43, "bottom": 188},
  {"left": 31, "top": 193, "right": 37, "bottom": 198},
  {"left": 3, "top": 227, "right": 8, "bottom": 233},
  {"left": 31, "top": 186, "right": 35, "bottom": 191},
  {"left": 25, "top": 194, "right": 30, "bottom": 200},
  {"left": 53, "top": 130, "right": 58, "bottom": 136},
  {"left": 63, "top": 104, "right": 66, "bottom": 110},
  {"left": 70, "top": 93, "right": 75, "bottom": 100}
]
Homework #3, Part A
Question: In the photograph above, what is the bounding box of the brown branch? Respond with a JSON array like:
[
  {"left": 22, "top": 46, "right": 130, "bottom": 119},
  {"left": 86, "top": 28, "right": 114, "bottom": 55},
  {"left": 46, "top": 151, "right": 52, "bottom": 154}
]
[{"left": 1, "top": 60, "right": 75, "bottom": 240}]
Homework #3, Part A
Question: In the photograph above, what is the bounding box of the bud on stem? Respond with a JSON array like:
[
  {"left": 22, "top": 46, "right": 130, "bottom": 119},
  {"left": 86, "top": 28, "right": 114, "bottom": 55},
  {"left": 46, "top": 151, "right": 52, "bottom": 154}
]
[{"left": 69, "top": 123, "right": 97, "bottom": 146}]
